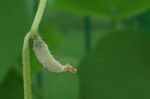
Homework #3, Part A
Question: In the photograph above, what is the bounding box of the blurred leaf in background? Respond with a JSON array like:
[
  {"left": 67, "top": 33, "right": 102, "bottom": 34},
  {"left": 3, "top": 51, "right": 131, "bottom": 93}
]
[
  {"left": 52, "top": 0, "right": 150, "bottom": 19},
  {"left": 0, "top": 68, "right": 23, "bottom": 99},
  {"left": 137, "top": 9, "right": 150, "bottom": 31},
  {"left": 0, "top": 0, "right": 30, "bottom": 82},
  {"left": 79, "top": 30, "right": 150, "bottom": 99},
  {"left": 125, "top": 9, "right": 150, "bottom": 31}
]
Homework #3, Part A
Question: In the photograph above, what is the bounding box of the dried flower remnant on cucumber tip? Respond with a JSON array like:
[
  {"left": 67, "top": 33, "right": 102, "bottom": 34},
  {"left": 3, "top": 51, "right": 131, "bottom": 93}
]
[{"left": 33, "top": 35, "right": 77, "bottom": 73}]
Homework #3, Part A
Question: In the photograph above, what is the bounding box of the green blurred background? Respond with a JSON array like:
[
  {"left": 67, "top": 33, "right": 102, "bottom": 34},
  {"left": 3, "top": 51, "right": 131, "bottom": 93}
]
[{"left": 0, "top": 0, "right": 150, "bottom": 99}]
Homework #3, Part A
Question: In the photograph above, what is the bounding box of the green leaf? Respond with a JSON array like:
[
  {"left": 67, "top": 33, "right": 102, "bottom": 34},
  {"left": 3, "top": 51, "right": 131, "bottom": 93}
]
[
  {"left": 79, "top": 30, "right": 150, "bottom": 99},
  {"left": 43, "top": 72, "right": 80, "bottom": 99},
  {"left": 0, "top": 0, "right": 30, "bottom": 82},
  {"left": 0, "top": 68, "right": 23, "bottom": 99},
  {"left": 52, "top": 0, "right": 150, "bottom": 19}
]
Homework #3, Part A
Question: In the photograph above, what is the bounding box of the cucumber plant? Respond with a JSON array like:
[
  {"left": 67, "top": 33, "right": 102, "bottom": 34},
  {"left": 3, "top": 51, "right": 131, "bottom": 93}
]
[{"left": 22, "top": 0, "right": 77, "bottom": 99}]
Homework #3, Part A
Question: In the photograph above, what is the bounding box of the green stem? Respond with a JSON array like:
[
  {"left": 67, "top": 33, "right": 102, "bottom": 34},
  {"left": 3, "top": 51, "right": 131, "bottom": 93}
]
[
  {"left": 22, "top": 48, "right": 31, "bottom": 99},
  {"left": 30, "top": 0, "right": 47, "bottom": 36},
  {"left": 13, "top": 63, "right": 46, "bottom": 99},
  {"left": 22, "top": 0, "right": 47, "bottom": 99},
  {"left": 22, "top": 34, "right": 31, "bottom": 99}
]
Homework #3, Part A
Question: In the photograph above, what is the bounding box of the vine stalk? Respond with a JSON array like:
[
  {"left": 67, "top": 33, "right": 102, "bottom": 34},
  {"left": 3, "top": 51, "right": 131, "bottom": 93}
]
[{"left": 22, "top": 0, "right": 47, "bottom": 99}]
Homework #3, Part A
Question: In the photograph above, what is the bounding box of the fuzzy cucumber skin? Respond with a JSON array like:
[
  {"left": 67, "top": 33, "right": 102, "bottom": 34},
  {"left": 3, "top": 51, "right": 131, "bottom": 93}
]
[{"left": 33, "top": 35, "right": 67, "bottom": 73}]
